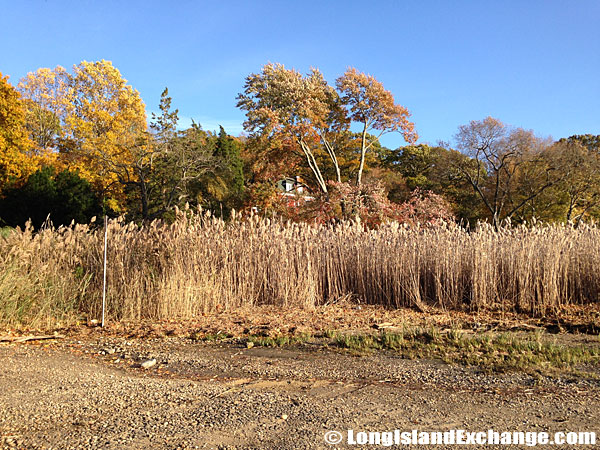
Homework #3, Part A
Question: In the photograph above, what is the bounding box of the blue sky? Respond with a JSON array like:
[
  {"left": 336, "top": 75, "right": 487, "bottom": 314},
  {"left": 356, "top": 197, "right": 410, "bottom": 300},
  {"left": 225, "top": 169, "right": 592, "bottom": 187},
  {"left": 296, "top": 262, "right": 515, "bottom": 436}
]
[{"left": 1, "top": 0, "right": 598, "bottom": 149}]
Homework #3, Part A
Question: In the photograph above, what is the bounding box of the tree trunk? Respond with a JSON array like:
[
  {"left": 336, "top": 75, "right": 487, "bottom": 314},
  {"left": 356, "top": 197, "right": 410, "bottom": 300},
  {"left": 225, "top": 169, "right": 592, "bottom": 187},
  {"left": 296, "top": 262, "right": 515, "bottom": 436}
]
[
  {"left": 299, "top": 138, "right": 328, "bottom": 193},
  {"left": 356, "top": 121, "right": 368, "bottom": 186},
  {"left": 139, "top": 179, "right": 149, "bottom": 220}
]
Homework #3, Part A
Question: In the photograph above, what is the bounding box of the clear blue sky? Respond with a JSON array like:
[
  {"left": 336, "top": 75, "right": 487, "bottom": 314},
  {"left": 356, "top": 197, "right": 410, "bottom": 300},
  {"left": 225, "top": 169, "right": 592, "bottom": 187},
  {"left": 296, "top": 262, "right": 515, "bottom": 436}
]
[{"left": 1, "top": 0, "right": 598, "bottom": 149}]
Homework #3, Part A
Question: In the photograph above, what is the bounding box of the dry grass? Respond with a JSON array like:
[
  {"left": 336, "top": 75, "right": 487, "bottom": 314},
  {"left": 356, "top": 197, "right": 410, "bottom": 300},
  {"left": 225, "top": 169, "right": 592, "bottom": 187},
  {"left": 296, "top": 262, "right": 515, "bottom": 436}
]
[{"left": 1, "top": 208, "right": 600, "bottom": 329}]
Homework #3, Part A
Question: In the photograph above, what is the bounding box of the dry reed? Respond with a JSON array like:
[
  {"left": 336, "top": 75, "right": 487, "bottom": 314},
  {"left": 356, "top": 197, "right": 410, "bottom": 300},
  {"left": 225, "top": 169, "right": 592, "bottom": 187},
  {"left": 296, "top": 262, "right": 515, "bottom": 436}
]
[{"left": 1, "top": 208, "right": 599, "bottom": 328}]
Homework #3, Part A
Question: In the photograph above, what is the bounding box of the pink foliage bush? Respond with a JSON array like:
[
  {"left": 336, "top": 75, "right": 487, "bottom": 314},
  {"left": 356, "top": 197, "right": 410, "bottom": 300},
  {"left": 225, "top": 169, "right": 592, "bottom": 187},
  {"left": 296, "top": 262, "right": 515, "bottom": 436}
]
[
  {"left": 395, "top": 188, "right": 456, "bottom": 226},
  {"left": 300, "top": 182, "right": 455, "bottom": 228}
]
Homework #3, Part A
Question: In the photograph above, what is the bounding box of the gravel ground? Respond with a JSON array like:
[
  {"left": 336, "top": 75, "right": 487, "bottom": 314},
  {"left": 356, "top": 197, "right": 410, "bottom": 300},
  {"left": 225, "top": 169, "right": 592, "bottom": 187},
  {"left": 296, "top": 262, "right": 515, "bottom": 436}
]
[{"left": 1, "top": 336, "right": 599, "bottom": 449}]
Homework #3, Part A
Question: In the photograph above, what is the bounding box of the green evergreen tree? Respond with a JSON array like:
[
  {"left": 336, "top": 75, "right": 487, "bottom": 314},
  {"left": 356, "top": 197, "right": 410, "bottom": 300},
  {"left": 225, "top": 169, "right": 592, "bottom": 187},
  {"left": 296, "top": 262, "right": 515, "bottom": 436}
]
[
  {"left": 214, "top": 126, "right": 244, "bottom": 197},
  {"left": 0, "top": 167, "right": 100, "bottom": 229},
  {"left": 54, "top": 170, "right": 101, "bottom": 225}
]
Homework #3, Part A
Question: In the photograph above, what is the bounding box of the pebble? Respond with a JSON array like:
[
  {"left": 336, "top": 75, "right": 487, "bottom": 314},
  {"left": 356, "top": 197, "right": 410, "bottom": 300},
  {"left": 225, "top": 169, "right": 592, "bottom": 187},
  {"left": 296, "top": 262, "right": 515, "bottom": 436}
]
[{"left": 141, "top": 358, "right": 157, "bottom": 369}]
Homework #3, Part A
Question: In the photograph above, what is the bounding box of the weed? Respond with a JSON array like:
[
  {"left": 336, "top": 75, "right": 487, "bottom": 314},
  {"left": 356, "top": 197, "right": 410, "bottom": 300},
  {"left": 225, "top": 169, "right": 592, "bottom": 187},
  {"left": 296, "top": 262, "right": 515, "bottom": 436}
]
[{"left": 322, "top": 329, "right": 338, "bottom": 339}]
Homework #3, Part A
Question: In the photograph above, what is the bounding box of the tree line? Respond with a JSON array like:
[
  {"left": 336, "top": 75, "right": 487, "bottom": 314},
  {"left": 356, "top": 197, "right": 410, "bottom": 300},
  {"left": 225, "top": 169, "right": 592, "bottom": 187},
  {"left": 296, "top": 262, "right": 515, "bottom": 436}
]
[{"left": 1, "top": 61, "right": 598, "bottom": 229}]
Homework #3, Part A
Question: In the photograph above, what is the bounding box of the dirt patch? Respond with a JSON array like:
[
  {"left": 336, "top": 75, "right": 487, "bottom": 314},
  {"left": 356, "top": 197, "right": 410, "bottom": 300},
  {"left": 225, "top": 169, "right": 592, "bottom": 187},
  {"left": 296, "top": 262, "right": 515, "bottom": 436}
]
[
  {"left": 13, "top": 302, "right": 594, "bottom": 341},
  {"left": 1, "top": 332, "right": 599, "bottom": 449}
]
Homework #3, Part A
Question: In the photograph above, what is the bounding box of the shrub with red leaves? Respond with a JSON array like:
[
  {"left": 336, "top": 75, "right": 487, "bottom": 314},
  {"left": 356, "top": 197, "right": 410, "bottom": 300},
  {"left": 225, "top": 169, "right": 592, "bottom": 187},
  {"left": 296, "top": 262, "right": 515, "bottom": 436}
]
[{"left": 300, "top": 182, "right": 455, "bottom": 228}]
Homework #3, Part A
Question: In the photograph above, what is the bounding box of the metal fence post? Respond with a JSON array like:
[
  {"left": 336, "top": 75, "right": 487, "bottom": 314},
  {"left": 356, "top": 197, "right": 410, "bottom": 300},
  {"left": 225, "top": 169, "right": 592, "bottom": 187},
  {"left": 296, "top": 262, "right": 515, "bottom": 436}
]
[{"left": 101, "top": 215, "right": 108, "bottom": 327}]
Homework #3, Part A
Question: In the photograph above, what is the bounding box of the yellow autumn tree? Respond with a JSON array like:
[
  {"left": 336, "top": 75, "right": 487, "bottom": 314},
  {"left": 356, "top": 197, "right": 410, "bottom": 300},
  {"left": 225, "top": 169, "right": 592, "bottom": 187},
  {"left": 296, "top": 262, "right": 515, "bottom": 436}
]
[
  {"left": 58, "top": 60, "right": 147, "bottom": 210},
  {"left": 17, "top": 66, "right": 69, "bottom": 161},
  {"left": 17, "top": 66, "right": 71, "bottom": 172},
  {"left": 0, "top": 72, "right": 36, "bottom": 193}
]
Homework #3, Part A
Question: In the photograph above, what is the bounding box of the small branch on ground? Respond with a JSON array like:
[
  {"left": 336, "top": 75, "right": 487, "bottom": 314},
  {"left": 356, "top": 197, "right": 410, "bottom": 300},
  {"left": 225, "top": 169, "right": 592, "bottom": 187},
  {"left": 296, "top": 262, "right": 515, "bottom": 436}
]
[{"left": 0, "top": 335, "right": 64, "bottom": 343}]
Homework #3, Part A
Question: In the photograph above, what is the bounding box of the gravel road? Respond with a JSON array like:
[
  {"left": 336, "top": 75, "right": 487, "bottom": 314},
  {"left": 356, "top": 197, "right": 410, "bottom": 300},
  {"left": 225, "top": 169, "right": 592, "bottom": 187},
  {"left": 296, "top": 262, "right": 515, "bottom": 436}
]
[{"left": 1, "top": 336, "right": 598, "bottom": 449}]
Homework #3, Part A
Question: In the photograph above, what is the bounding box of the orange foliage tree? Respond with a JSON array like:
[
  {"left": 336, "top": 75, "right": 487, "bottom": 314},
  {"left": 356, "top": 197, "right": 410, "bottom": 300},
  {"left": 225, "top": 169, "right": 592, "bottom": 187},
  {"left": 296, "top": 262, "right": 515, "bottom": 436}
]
[
  {"left": 237, "top": 63, "right": 341, "bottom": 194},
  {"left": 237, "top": 63, "right": 417, "bottom": 198},
  {"left": 336, "top": 68, "right": 417, "bottom": 185}
]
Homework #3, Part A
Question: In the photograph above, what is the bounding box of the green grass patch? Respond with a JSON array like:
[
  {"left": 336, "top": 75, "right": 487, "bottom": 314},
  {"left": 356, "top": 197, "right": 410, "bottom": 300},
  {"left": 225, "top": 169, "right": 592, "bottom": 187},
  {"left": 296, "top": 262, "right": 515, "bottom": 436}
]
[
  {"left": 0, "top": 227, "right": 14, "bottom": 238},
  {"left": 248, "top": 332, "right": 313, "bottom": 348},
  {"left": 332, "top": 327, "right": 600, "bottom": 376}
]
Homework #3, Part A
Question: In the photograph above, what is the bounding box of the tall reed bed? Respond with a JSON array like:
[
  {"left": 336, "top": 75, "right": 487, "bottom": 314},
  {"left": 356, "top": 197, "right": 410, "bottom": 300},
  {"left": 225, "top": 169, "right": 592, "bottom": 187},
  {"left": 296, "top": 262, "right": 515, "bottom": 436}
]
[{"left": 1, "top": 209, "right": 599, "bottom": 328}]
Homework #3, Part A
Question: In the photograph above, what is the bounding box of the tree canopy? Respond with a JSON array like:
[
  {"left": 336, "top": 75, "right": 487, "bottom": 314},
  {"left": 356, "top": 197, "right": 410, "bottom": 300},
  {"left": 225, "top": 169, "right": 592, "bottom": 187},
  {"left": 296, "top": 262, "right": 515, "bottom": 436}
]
[
  {"left": 1, "top": 59, "right": 599, "bottom": 228},
  {"left": 237, "top": 63, "right": 416, "bottom": 195},
  {"left": 0, "top": 72, "right": 35, "bottom": 192}
]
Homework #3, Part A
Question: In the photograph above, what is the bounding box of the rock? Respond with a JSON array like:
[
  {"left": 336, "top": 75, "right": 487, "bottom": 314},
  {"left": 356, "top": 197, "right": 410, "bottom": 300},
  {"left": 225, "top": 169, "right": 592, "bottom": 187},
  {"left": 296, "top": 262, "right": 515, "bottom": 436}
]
[
  {"left": 141, "top": 359, "right": 157, "bottom": 369},
  {"left": 105, "top": 348, "right": 116, "bottom": 355},
  {"left": 373, "top": 322, "right": 394, "bottom": 330}
]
